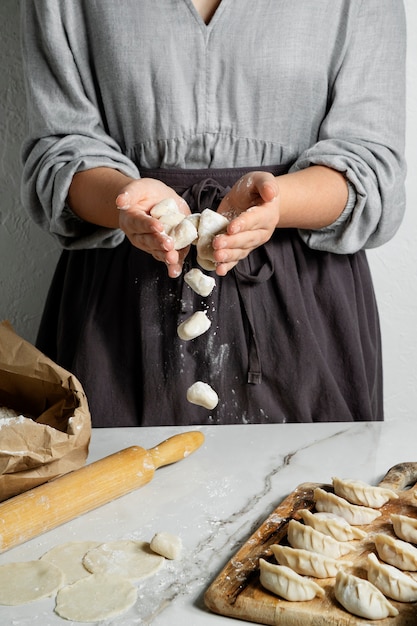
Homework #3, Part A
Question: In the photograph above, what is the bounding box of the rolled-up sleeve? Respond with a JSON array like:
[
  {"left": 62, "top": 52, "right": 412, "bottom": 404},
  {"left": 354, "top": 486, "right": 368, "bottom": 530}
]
[
  {"left": 20, "top": 1, "right": 138, "bottom": 249},
  {"left": 292, "top": 0, "right": 407, "bottom": 254}
]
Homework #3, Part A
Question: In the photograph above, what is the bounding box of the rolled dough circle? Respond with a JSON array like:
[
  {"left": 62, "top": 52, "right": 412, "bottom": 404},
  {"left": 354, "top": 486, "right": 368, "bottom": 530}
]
[
  {"left": 0, "top": 560, "right": 64, "bottom": 605},
  {"left": 82, "top": 539, "right": 165, "bottom": 581},
  {"left": 55, "top": 573, "right": 137, "bottom": 622},
  {"left": 40, "top": 540, "right": 100, "bottom": 584}
]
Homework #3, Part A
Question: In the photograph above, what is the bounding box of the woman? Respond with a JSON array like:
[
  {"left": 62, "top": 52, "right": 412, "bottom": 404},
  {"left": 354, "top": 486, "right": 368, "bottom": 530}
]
[{"left": 20, "top": 1, "right": 406, "bottom": 427}]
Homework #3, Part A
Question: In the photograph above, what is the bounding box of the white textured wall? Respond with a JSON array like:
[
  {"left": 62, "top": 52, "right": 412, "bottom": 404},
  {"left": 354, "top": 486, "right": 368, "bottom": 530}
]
[{"left": 1, "top": 1, "right": 416, "bottom": 423}]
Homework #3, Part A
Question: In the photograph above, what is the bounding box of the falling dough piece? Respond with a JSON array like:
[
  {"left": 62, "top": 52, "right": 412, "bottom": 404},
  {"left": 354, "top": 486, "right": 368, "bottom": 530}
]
[
  {"left": 187, "top": 381, "right": 219, "bottom": 410},
  {"left": 150, "top": 532, "right": 182, "bottom": 560},
  {"left": 55, "top": 573, "right": 137, "bottom": 622},
  {"left": 40, "top": 541, "right": 100, "bottom": 584},
  {"left": 184, "top": 268, "right": 216, "bottom": 297},
  {"left": 0, "top": 560, "right": 64, "bottom": 605},
  {"left": 82, "top": 540, "right": 165, "bottom": 582},
  {"left": 177, "top": 311, "right": 211, "bottom": 340}
]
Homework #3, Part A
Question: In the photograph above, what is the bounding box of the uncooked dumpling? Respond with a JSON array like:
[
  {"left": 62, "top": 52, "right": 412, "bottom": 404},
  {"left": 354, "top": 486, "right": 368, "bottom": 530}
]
[
  {"left": 0, "top": 560, "right": 64, "bottom": 605},
  {"left": 55, "top": 573, "right": 137, "bottom": 622},
  {"left": 298, "top": 509, "right": 367, "bottom": 541},
  {"left": 367, "top": 552, "right": 417, "bottom": 602},
  {"left": 82, "top": 540, "right": 165, "bottom": 582},
  {"left": 40, "top": 540, "right": 100, "bottom": 584},
  {"left": 259, "top": 558, "right": 325, "bottom": 602},
  {"left": 287, "top": 519, "right": 353, "bottom": 558},
  {"left": 374, "top": 533, "right": 417, "bottom": 571},
  {"left": 391, "top": 513, "right": 417, "bottom": 544},
  {"left": 314, "top": 487, "right": 382, "bottom": 525},
  {"left": 334, "top": 570, "right": 398, "bottom": 620},
  {"left": 332, "top": 476, "right": 398, "bottom": 508},
  {"left": 270, "top": 543, "right": 351, "bottom": 578}
]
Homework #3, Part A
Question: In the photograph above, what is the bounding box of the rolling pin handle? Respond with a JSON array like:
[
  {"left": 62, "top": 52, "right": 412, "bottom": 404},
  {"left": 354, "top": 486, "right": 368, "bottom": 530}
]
[{"left": 149, "top": 431, "right": 205, "bottom": 469}]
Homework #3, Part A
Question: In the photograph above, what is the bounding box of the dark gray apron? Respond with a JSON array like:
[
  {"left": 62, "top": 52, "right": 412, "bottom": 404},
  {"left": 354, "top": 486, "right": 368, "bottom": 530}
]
[{"left": 37, "top": 166, "right": 382, "bottom": 426}]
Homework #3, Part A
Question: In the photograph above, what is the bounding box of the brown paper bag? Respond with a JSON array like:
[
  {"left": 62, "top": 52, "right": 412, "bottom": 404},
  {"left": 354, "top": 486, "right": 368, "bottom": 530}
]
[{"left": 0, "top": 321, "right": 91, "bottom": 501}]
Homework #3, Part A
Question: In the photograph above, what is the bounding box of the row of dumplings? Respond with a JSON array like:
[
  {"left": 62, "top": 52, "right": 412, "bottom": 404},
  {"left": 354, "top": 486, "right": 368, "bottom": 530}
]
[
  {"left": 151, "top": 199, "right": 227, "bottom": 411},
  {"left": 259, "top": 476, "right": 417, "bottom": 620}
]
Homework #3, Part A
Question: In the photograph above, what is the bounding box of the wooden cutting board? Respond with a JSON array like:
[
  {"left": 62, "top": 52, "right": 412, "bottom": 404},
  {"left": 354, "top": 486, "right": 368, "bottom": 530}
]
[{"left": 204, "top": 463, "right": 417, "bottom": 625}]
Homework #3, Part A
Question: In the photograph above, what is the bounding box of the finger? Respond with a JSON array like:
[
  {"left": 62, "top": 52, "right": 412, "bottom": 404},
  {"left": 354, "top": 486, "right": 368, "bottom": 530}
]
[{"left": 215, "top": 260, "right": 239, "bottom": 276}]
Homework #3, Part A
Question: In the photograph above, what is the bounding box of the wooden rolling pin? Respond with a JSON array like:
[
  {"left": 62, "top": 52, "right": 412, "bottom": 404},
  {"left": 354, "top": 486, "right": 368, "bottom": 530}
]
[{"left": 0, "top": 430, "right": 204, "bottom": 553}]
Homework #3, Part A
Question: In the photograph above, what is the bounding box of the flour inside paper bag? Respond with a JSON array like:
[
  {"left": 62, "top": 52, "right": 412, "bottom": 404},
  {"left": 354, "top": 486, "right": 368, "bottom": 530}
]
[{"left": 0, "top": 321, "right": 91, "bottom": 501}]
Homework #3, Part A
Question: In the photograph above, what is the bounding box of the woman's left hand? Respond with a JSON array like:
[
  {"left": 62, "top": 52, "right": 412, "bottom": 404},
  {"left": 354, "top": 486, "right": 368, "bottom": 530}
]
[{"left": 213, "top": 172, "right": 280, "bottom": 276}]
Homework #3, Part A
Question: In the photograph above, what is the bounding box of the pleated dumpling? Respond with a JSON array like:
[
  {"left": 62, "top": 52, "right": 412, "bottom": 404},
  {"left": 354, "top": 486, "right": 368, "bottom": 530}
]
[
  {"left": 367, "top": 552, "right": 417, "bottom": 602},
  {"left": 287, "top": 519, "right": 353, "bottom": 559},
  {"left": 334, "top": 570, "right": 399, "bottom": 620},
  {"left": 270, "top": 544, "right": 352, "bottom": 579},
  {"left": 332, "top": 477, "right": 398, "bottom": 508},
  {"left": 391, "top": 513, "right": 417, "bottom": 544},
  {"left": 314, "top": 487, "right": 382, "bottom": 525},
  {"left": 259, "top": 559, "right": 325, "bottom": 602},
  {"left": 298, "top": 509, "right": 367, "bottom": 541},
  {"left": 374, "top": 533, "right": 417, "bottom": 571}
]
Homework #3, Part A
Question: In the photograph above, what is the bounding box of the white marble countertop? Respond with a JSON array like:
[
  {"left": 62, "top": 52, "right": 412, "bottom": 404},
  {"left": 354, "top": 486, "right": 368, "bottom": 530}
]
[{"left": 1, "top": 419, "right": 416, "bottom": 626}]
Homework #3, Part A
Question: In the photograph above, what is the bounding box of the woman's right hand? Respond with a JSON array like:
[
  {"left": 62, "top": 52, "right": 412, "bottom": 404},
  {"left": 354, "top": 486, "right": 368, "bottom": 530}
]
[{"left": 116, "top": 178, "right": 191, "bottom": 278}]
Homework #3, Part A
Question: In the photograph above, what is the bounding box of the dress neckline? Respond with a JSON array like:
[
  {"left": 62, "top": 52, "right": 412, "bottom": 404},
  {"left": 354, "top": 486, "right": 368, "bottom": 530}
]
[{"left": 184, "top": 0, "right": 226, "bottom": 29}]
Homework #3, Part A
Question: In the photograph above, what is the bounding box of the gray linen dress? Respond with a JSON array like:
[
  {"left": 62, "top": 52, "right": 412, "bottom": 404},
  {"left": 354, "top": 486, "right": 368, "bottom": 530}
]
[{"left": 20, "top": 1, "right": 406, "bottom": 426}]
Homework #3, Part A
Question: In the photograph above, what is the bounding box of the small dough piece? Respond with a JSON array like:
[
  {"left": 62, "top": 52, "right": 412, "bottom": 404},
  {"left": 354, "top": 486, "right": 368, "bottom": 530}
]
[
  {"left": 184, "top": 268, "right": 216, "bottom": 297},
  {"left": 55, "top": 573, "right": 137, "bottom": 622},
  {"left": 196, "top": 208, "right": 229, "bottom": 269},
  {"left": 82, "top": 540, "right": 165, "bottom": 582},
  {"left": 332, "top": 476, "right": 398, "bottom": 508},
  {"left": 270, "top": 544, "right": 351, "bottom": 578},
  {"left": 177, "top": 311, "right": 211, "bottom": 340},
  {"left": 287, "top": 519, "right": 353, "bottom": 558},
  {"left": 367, "top": 552, "right": 417, "bottom": 602},
  {"left": 150, "top": 532, "right": 182, "bottom": 560},
  {"left": 298, "top": 509, "right": 367, "bottom": 541},
  {"left": 259, "top": 558, "right": 325, "bottom": 601},
  {"left": 171, "top": 217, "right": 198, "bottom": 249},
  {"left": 314, "top": 487, "right": 382, "bottom": 525},
  {"left": 374, "top": 532, "right": 417, "bottom": 571},
  {"left": 391, "top": 513, "right": 417, "bottom": 544},
  {"left": 150, "top": 198, "right": 181, "bottom": 219},
  {"left": 0, "top": 560, "right": 64, "bottom": 605},
  {"left": 186, "top": 381, "right": 219, "bottom": 410},
  {"left": 334, "top": 570, "right": 398, "bottom": 620},
  {"left": 40, "top": 541, "right": 100, "bottom": 584}
]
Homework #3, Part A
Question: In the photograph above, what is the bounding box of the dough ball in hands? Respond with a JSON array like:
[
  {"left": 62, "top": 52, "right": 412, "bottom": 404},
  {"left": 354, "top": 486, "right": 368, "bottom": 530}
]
[
  {"left": 196, "top": 208, "right": 229, "bottom": 270},
  {"left": 171, "top": 216, "right": 198, "bottom": 250},
  {"left": 150, "top": 532, "right": 182, "bottom": 560},
  {"left": 187, "top": 381, "right": 219, "bottom": 410}
]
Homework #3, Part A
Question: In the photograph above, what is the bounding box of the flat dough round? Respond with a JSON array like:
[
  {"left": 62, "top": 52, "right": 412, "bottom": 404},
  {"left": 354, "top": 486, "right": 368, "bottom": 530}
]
[
  {"left": 0, "top": 560, "right": 64, "bottom": 605},
  {"left": 55, "top": 573, "right": 137, "bottom": 622},
  {"left": 40, "top": 540, "right": 100, "bottom": 584},
  {"left": 82, "top": 540, "right": 165, "bottom": 581}
]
